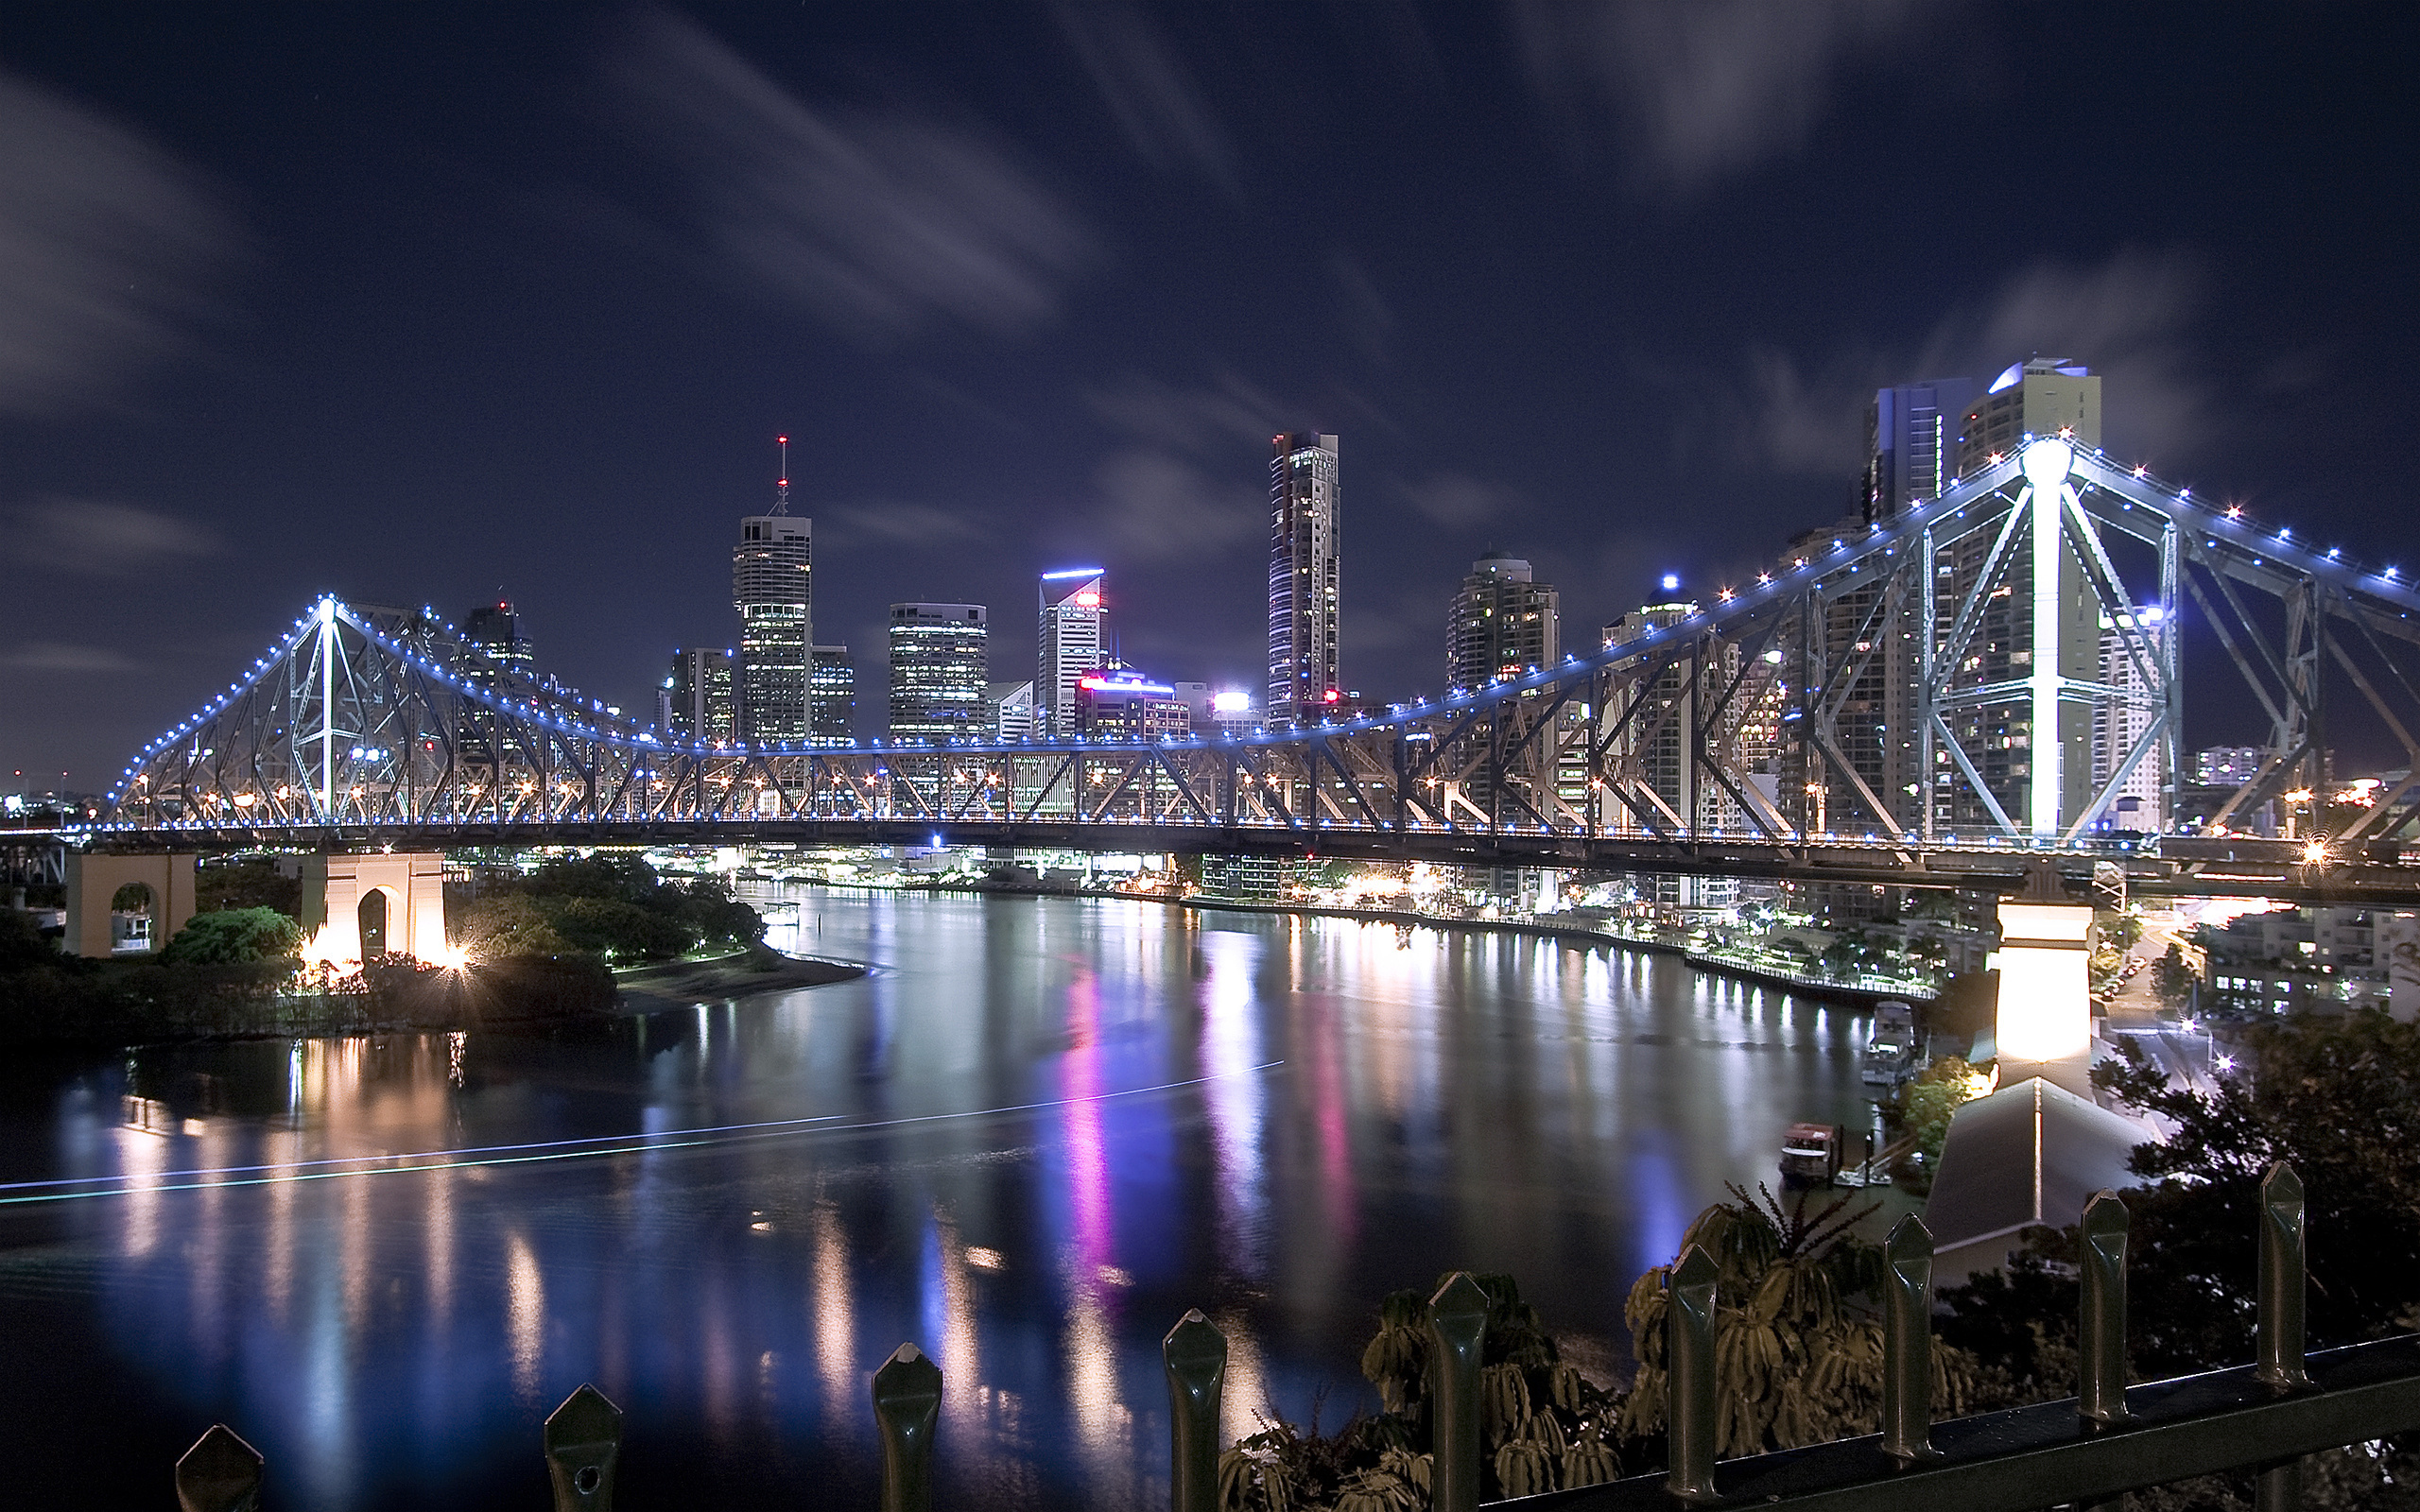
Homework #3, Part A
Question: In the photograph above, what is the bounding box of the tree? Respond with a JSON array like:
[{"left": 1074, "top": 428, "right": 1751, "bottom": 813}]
[
  {"left": 2152, "top": 943, "right": 2196, "bottom": 1008},
  {"left": 0, "top": 909, "right": 56, "bottom": 970},
  {"left": 1893, "top": 1057, "right": 1987, "bottom": 1177},
  {"left": 162, "top": 906, "right": 302, "bottom": 965},
  {"left": 550, "top": 896, "right": 695, "bottom": 962},
  {"left": 195, "top": 858, "right": 300, "bottom": 917},
  {"left": 1220, "top": 1272, "right": 1622, "bottom": 1512},
  {"left": 452, "top": 894, "right": 569, "bottom": 958},
  {"left": 2090, "top": 1013, "right": 2420, "bottom": 1373}
]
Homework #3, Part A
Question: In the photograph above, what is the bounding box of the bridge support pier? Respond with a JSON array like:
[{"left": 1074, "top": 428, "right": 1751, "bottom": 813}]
[
  {"left": 299, "top": 853, "right": 448, "bottom": 967},
  {"left": 1993, "top": 891, "right": 2097, "bottom": 1097},
  {"left": 63, "top": 852, "right": 198, "bottom": 957}
]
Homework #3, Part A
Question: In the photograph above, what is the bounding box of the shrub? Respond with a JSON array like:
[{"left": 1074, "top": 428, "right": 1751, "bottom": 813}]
[{"left": 162, "top": 906, "right": 302, "bottom": 965}]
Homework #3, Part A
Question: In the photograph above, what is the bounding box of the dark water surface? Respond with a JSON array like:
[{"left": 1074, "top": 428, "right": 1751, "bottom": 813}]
[{"left": 0, "top": 890, "right": 1883, "bottom": 1509}]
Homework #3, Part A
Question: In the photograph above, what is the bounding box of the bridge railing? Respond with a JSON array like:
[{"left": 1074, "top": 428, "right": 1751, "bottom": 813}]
[{"left": 165, "top": 1164, "right": 2416, "bottom": 1512}]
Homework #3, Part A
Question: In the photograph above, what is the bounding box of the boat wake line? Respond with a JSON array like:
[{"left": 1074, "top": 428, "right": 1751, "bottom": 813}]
[{"left": 0, "top": 1060, "right": 1288, "bottom": 1207}]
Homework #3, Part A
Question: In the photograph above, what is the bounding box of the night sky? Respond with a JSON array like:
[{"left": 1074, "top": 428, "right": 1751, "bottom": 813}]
[{"left": 6, "top": 4, "right": 2417, "bottom": 791}]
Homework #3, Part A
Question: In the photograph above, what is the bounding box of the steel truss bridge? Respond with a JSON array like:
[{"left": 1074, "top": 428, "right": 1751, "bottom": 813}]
[{"left": 81, "top": 439, "right": 2420, "bottom": 903}]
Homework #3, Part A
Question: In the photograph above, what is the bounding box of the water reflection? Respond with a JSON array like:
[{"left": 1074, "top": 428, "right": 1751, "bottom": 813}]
[{"left": 0, "top": 891, "right": 1887, "bottom": 1511}]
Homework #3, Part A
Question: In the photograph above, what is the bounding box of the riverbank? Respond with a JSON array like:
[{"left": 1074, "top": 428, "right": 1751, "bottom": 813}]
[
  {"left": 856, "top": 880, "right": 1934, "bottom": 1006},
  {"left": 614, "top": 944, "right": 865, "bottom": 1013},
  {"left": 0, "top": 943, "right": 865, "bottom": 1049}
]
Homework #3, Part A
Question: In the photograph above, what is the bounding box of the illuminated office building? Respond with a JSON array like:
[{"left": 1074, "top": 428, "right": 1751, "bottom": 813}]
[
  {"left": 1864, "top": 378, "right": 1982, "bottom": 521},
  {"left": 666, "top": 647, "right": 737, "bottom": 745},
  {"left": 1268, "top": 431, "right": 1340, "bottom": 726},
  {"left": 1038, "top": 569, "right": 1106, "bottom": 740},
  {"left": 987, "top": 679, "right": 1036, "bottom": 743},
  {"left": 735, "top": 514, "right": 813, "bottom": 743},
  {"left": 810, "top": 645, "right": 854, "bottom": 747},
  {"left": 461, "top": 601, "right": 535, "bottom": 688},
  {"left": 1076, "top": 668, "right": 1191, "bottom": 740},
  {"left": 887, "top": 603, "right": 989, "bottom": 741}
]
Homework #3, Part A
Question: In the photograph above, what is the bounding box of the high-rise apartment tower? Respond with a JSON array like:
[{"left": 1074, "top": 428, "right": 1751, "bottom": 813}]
[
  {"left": 1448, "top": 552, "right": 1559, "bottom": 692},
  {"left": 1864, "top": 378, "right": 1982, "bottom": 521},
  {"left": 1268, "top": 432, "right": 1340, "bottom": 727}
]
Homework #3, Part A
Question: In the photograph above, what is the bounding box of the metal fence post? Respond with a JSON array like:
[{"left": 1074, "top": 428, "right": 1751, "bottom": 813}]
[
  {"left": 544, "top": 1383, "right": 623, "bottom": 1512},
  {"left": 1428, "top": 1272, "right": 1490, "bottom": 1512},
  {"left": 2256, "top": 1160, "right": 2310, "bottom": 1511},
  {"left": 1163, "top": 1310, "right": 1226, "bottom": 1512},
  {"left": 1880, "top": 1215, "right": 1936, "bottom": 1463},
  {"left": 2257, "top": 1161, "right": 2310, "bottom": 1391},
  {"left": 873, "top": 1343, "right": 943, "bottom": 1512},
  {"left": 175, "top": 1424, "right": 264, "bottom": 1512},
  {"left": 2079, "top": 1190, "right": 2132, "bottom": 1425},
  {"left": 1666, "top": 1244, "right": 1721, "bottom": 1502}
]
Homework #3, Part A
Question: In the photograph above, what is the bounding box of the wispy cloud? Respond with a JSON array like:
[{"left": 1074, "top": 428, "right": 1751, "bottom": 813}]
[
  {"left": 1085, "top": 371, "right": 1289, "bottom": 454},
  {"left": 611, "top": 10, "right": 1094, "bottom": 346},
  {"left": 817, "top": 498, "right": 993, "bottom": 551},
  {"left": 1087, "top": 447, "right": 1263, "bottom": 562},
  {"left": 5, "top": 497, "right": 224, "bottom": 576},
  {"left": 1328, "top": 252, "right": 1394, "bottom": 364},
  {"left": 1, "top": 641, "right": 141, "bottom": 673},
  {"left": 1050, "top": 3, "right": 1237, "bottom": 194},
  {"left": 1080, "top": 372, "right": 1293, "bottom": 563},
  {"left": 1921, "top": 248, "right": 2204, "bottom": 460},
  {"left": 1721, "top": 249, "right": 2204, "bottom": 478},
  {"left": 1396, "top": 472, "right": 1526, "bottom": 528},
  {"left": 0, "top": 69, "right": 239, "bottom": 417},
  {"left": 1504, "top": 0, "right": 1928, "bottom": 188}
]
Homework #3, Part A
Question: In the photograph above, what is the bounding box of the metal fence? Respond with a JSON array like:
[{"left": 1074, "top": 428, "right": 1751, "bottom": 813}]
[{"left": 172, "top": 1163, "right": 2418, "bottom": 1512}]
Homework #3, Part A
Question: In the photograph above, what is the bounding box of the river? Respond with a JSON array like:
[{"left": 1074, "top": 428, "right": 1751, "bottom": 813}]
[{"left": 0, "top": 888, "right": 1888, "bottom": 1509}]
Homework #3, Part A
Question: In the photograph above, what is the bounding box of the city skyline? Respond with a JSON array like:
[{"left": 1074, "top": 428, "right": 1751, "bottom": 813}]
[{"left": 5, "top": 6, "right": 2418, "bottom": 786}]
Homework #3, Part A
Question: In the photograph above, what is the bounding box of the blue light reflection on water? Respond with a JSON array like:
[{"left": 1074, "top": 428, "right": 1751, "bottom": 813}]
[{"left": 0, "top": 891, "right": 1886, "bottom": 1510}]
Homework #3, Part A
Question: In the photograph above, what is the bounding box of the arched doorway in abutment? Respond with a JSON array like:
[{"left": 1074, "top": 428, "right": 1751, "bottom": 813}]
[
  {"left": 356, "top": 886, "right": 390, "bottom": 958},
  {"left": 63, "top": 853, "right": 197, "bottom": 957}
]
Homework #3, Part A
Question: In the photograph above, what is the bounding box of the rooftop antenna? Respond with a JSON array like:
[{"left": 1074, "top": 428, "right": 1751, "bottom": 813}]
[{"left": 773, "top": 434, "right": 790, "bottom": 516}]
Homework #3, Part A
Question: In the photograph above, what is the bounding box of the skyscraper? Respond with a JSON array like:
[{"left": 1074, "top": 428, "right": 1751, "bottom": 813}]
[
  {"left": 1954, "top": 358, "right": 2100, "bottom": 479},
  {"left": 2093, "top": 606, "right": 2169, "bottom": 833},
  {"left": 810, "top": 644, "right": 854, "bottom": 746},
  {"left": 461, "top": 600, "right": 534, "bottom": 688},
  {"left": 887, "top": 603, "right": 989, "bottom": 741},
  {"left": 666, "top": 646, "right": 737, "bottom": 745},
  {"left": 1447, "top": 552, "right": 1559, "bottom": 692},
  {"left": 1037, "top": 569, "right": 1105, "bottom": 740},
  {"left": 1864, "top": 377, "right": 1982, "bottom": 521},
  {"left": 734, "top": 514, "right": 812, "bottom": 744},
  {"left": 1600, "top": 594, "right": 1740, "bottom": 907},
  {"left": 1268, "top": 431, "right": 1340, "bottom": 727},
  {"left": 1938, "top": 358, "right": 2104, "bottom": 834},
  {"left": 987, "top": 679, "right": 1036, "bottom": 743}
]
